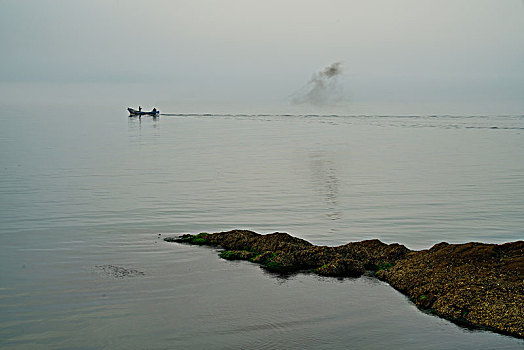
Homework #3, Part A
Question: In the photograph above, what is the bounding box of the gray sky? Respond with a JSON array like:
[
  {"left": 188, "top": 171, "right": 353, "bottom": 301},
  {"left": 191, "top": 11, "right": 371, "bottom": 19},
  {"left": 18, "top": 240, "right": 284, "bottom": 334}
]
[{"left": 1, "top": 0, "right": 523, "bottom": 114}]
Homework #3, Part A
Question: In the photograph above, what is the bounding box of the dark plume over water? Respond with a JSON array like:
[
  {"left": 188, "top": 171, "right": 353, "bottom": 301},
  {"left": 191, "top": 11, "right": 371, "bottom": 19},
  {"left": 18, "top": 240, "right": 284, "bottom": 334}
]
[{"left": 292, "top": 62, "right": 344, "bottom": 106}]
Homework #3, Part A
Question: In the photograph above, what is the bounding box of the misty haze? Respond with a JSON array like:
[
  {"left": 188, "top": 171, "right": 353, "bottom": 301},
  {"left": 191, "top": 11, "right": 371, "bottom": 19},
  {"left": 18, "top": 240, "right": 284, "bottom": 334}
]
[{"left": 0, "top": 1, "right": 523, "bottom": 349}]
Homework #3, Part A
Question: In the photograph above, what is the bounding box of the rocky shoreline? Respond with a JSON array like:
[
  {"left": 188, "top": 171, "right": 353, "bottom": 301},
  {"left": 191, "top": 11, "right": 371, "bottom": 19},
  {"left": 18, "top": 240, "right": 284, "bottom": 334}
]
[{"left": 165, "top": 229, "right": 523, "bottom": 339}]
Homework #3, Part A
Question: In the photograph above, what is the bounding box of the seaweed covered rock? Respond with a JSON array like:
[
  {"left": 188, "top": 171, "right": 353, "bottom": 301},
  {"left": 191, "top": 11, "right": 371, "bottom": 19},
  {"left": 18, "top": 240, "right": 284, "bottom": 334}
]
[
  {"left": 377, "top": 240, "right": 524, "bottom": 338},
  {"left": 316, "top": 258, "right": 365, "bottom": 277},
  {"left": 250, "top": 232, "right": 313, "bottom": 253},
  {"left": 334, "top": 239, "right": 411, "bottom": 269},
  {"left": 165, "top": 230, "right": 523, "bottom": 338},
  {"left": 165, "top": 232, "right": 211, "bottom": 245},
  {"left": 205, "top": 229, "right": 260, "bottom": 249},
  {"left": 219, "top": 250, "right": 257, "bottom": 261},
  {"left": 165, "top": 230, "right": 409, "bottom": 274}
]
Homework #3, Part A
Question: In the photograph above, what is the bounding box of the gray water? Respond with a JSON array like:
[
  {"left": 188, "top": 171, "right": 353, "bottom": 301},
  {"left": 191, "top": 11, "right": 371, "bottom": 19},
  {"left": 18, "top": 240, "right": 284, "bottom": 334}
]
[{"left": 0, "top": 101, "right": 523, "bottom": 349}]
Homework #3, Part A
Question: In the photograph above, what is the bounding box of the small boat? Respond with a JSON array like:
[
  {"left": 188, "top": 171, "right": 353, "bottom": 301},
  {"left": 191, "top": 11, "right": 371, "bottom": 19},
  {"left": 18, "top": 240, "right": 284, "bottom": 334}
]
[{"left": 128, "top": 107, "right": 159, "bottom": 117}]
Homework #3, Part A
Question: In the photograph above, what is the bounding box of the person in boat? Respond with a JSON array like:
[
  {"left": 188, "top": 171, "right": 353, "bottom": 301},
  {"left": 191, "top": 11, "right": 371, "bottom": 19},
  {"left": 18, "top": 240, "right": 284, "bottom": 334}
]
[
  {"left": 152, "top": 108, "right": 157, "bottom": 113},
  {"left": 139, "top": 106, "right": 142, "bottom": 112}
]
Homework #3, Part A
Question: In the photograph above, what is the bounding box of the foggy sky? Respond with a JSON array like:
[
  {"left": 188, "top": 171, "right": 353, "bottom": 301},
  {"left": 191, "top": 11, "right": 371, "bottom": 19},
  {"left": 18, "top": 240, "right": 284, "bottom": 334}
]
[{"left": 1, "top": 0, "right": 523, "bottom": 114}]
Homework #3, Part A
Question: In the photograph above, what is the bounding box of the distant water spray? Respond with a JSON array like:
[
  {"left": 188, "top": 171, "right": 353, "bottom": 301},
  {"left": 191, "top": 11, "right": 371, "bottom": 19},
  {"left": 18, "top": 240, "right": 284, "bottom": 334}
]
[{"left": 292, "top": 62, "right": 344, "bottom": 106}]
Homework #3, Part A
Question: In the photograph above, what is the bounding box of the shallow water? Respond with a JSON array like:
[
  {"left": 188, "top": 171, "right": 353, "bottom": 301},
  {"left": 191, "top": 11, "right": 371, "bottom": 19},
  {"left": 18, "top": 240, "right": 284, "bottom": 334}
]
[{"left": 0, "top": 103, "right": 523, "bottom": 349}]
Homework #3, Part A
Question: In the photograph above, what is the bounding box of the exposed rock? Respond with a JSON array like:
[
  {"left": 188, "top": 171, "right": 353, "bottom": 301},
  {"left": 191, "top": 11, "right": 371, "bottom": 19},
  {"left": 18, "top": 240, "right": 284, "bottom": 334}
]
[
  {"left": 316, "top": 258, "right": 365, "bottom": 277},
  {"left": 249, "top": 251, "right": 275, "bottom": 264},
  {"left": 335, "top": 239, "right": 411, "bottom": 269},
  {"left": 376, "top": 240, "right": 524, "bottom": 338},
  {"left": 165, "top": 229, "right": 523, "bottom": 339}
]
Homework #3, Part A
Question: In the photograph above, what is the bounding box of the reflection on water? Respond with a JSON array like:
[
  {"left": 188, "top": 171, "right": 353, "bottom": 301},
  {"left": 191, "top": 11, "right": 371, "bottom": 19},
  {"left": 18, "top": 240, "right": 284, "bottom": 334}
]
[
  {"left": 309, "top": 152, "right": 342, "bottom": 222},
  {"left": 127, "top": 115, "right": 160, "bottom": 129}
]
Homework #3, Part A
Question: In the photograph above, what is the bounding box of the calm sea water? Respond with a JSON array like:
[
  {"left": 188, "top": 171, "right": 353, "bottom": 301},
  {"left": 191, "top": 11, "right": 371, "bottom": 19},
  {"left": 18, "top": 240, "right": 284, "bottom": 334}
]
[{"left": 0, "top": 101, "right": 523, "bottom": 349}]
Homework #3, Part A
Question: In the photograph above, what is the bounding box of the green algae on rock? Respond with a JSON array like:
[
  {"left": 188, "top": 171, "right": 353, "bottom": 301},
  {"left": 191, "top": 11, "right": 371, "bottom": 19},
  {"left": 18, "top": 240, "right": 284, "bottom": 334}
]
[
  {"left": 168, "top": 229, "right": 409, "bottom": 276},
  {"left": 166, "top": 232, "right": 210, "bottom": 245},
  {"left": 165, "top": 229, "right": 523, "bottom": 339},
  {"left": 219, "top": 250, "right": 257, "bottom": 261}
]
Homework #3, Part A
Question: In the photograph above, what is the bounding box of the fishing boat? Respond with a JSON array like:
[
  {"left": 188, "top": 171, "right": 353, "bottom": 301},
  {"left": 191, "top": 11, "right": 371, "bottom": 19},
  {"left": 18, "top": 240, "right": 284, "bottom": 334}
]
[{"left": 128, "top": 107, "right": 159, "bottom": 117}]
